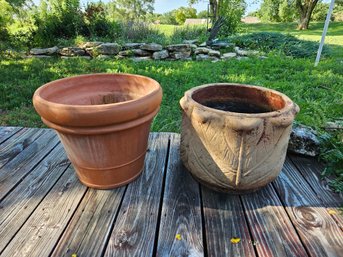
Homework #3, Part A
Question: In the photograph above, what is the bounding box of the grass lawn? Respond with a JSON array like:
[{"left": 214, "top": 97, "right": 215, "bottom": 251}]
[
  {"left": 1, "top": 56, "right": 342, "bottom": 133},
  {"left": 241, "top": 21, "right": 343, "bottom": 46}
]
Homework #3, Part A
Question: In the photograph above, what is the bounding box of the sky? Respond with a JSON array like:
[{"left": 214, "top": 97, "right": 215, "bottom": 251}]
[{"left": 154, "top": 0, "right": 260, "bottom": 14}]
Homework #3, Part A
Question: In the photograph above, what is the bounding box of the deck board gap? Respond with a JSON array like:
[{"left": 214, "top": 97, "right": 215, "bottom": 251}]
[
  {"left": 0, "top": 127, "right": 23, "bottom": 145},
  {"left": 238, "top": 195, "right": 259, "bottom": 257},
  {"left": 100, "top": 185, "right": 129, "bottom": 257},
  {"left": 0, "top": 162, "right": 71, "bottom": 256},
  {"left": 48, "top": 187, "right": 90, "bottom": 257},
  {"left": 152, "top": 135, "right": 171, "bottom": 257},
  {"left": 199, "top": 185, "right": 208, "bottom": 257},
  {"left": 271, "top": 180, "right": 313, "bottom": 257},
  {"left": 0, "top": 141, "right": 61, "bottom": 203}
]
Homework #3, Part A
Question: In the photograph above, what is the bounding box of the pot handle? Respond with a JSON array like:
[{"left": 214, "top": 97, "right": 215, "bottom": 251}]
[{"left": 270, "top": 103, "right": 300, "bottom": 127}]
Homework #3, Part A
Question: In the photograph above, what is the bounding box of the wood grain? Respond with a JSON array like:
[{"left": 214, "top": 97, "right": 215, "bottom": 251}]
[
  {"left": 289, "top": 155, "right": 343, "bottom": 229},
  {"left": 52, "top": 187, "right": 126, "bottom": 257},
  {"left": 104, "top": 133, "right": 170, "bottom": 257},
  {"left": 1, "top": 165, "right": 87, "bottom": 257},
  {"left": 0, "top": 127, "right": 22, "bottom": 144},
  {"left": 202, "top": 186, "right": 256, "bottom": 257},
  {"left": 0, "top": 128, "right": 59, "bottom": 201},
  {"left": 0, "top": 128, "right": 45, "bottom": 169},
  {"left": 241, "top": 184, "right": 308, "bottom": 257},
  {"left": 273, "top": 159, "right": 343, "bottom": 257},
  {"left": 156, "top": 134, "right": 204, "bottom": 257},
  {"left": 0, "top": 144, "right": 69, "bottom": 253}
]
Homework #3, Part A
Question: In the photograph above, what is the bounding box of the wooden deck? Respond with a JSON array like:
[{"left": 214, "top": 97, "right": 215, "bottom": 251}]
[{"left": 0, "top": 126, "right": 342, "bottom": 257}]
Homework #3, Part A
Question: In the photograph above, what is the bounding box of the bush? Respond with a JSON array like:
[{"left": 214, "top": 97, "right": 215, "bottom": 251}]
[
  {"left": 217, "top": 0, "right": 245, "bottom": 36},
  {"left": 170, "top": 25, "right": 208, "bottom": 43},
  {"left": 120, "top": 22, "right": 165, "bottom": 43},
  {"left": 230, "top": 32, "right": 330, "bottom": 58}
]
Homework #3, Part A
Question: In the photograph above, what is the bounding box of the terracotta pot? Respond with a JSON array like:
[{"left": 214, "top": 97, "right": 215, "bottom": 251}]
[
  {"left": 33, "top": 73, "right": 162, "bottom": 189},
  {"left": 180, "top": 83, "right": 299, "bottom": 194}
]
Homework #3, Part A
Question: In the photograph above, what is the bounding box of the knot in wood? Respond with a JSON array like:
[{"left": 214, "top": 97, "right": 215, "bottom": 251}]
[{"left": 296, "top": 206, "right": 323, "bottom": 228}]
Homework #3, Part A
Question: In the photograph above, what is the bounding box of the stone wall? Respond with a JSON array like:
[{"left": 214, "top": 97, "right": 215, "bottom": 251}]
[{"left": 28, "top": 40, "right": 263, "bottom": 62}]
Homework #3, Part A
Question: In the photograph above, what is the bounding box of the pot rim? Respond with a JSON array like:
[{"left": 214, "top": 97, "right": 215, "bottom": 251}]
[
  {"left": 183, "top": 83, "right": 299, "bottom": 117},
  {"left": 33, "top": 73, "right": 161, "bottom": 109},
  {"left": 33, "top": 73, "right": 163, "bottom": 127}
]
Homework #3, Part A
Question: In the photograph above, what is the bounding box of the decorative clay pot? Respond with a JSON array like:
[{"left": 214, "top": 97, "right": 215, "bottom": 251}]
[
  {"left": 33, "top": 73, "right": 162, "bottom": 189},
  {"left": 180, "top": 83, "right": 299, "bottom": 194}
]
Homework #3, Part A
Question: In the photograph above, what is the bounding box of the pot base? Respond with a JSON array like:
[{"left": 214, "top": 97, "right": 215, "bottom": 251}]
[{"left": 72, "top": 154, "right": 146, "bottom": 189}]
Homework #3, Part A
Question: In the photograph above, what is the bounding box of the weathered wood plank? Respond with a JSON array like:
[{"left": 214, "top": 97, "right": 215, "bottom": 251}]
[
  {"left": 202, "top": 186, "right": 256, "bottom": 257},
  {"left": 103, "top": 133, "right": 170, "bottom": 257},
  {"left": 0, "top": 127, "right": 22, "bottom": 144},
  {"left": 0, "top": 144, "right": 69, "bottom": 253},
  {"left": 0, "top": 127, "right": 46, "bottom": 168},
  {"left": 273, "top": 159, "right": 343, "bottom": 257},
  {"left": 241, "top": 184, "right": 308, "bottom": 257},
  {"left": 1, "top": 165, "right": 87, "bottom": 257},
  {"left": 289, "top": 155, "right": 342, "bottom": 206},
  {"left": 0, "top": 129, "right": 60, "bottom": 200},
  {"left": 156, "top": 134, "right": 204, "bottom": 257},
  {"left": 289, "top": 155, "right": 343, "bottom": 229},
  {"left": 52, "top": 188, "right": 126, "bottom": 257}
]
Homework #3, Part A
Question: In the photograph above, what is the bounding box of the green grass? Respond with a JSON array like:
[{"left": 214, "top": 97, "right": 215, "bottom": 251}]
[
  {"left": 241, "top": 21, "right": 343, "bottom": 46},
  {"left": 1, "top": 57, "right": 342, "bottom": 132}
]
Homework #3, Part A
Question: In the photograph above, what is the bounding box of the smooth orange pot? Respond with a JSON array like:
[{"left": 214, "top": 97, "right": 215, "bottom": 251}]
[{"left": 33, "top": 73, "right": 162, "bottom": 189}]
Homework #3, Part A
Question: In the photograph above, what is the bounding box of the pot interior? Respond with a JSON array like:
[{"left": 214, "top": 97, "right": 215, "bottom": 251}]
[
  {"left": 39, "top": 74, "right": 159, "bottom": 106},
  {"left": 192, "top": 85, "right": 285, "bottom": 114}
]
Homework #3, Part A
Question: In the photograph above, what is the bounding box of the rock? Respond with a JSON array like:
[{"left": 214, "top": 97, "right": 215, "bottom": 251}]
[
  {"left": 199, "top": 41, "right": 207, "bottom": 47},
  {"left": 208, "top": 49, "right": 221, "bottom": 58},
  {"left": 123, "top": 43, "right": 144, "bottom": 50},
  {"left": 234, "top": 47, "right": 259, "bottom": 56},
  {"left": 131, "top": 56, "right": 152, "bottom": 62},
  {"left": 152, "top": 50, "right": 169, "bottom": 60},
  {"left": 94, "top": 43, "right": 121, "bottom": 55},
  {"left": 237, "top": 56, "right": 249, "bottom": 60},
  {"left": 211, "top": 41, "right": 233, "bottom": 49},
  {"left": 222, "top": 52, "right": 237, "bottom": 59},
  {"left": 59, "top": 47, "right": 86, "bottom": 56},
  {"left": 119, "top": 49, "right": 150, "bottom": 57},
  {"left": 288, "top": 124, "right": 320, "bottom": 157},
  {"left": 167, "top": 44, "right": 191, "bottom": 52},
  {"left": 190, "top": 44, "right": 197, "bottom": 51},
  {"left": 81, "top": 42, "right": 103, "bottom": 48},
  {"left": 183, "top": 39, "right": 198, "bottom": 44},
  {"left": 27, "top": 55, "right": 53, "bottom": 58},
  {"left": 30, "top": 46, "right": 59, "bottom": 55},
  {"left": 61, "top": 56, "right": 91, "bottom": 59},
  {"left": 169, "top": 51, "right": 191, "bottom": 60},
  {"left": 196, "top": 54, "right": 218, "bottom": 61},
  {"left": 194, "top": 47, "right": 211, "bottom": 55},
  {"left": 96, "top": 55, "right": 112, "bottom": 59},
  {"left": 140, "top": 43, "right": 163, "bottom": 52},
  {"left": 325, "top": 120, "right": 343, "bottom": 131},
  {"left": 259, "top": 56, "right": 268, "bottom": 60}
]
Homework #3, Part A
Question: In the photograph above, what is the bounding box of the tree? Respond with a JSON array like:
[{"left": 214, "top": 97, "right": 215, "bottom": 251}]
[
  {"left": 189, "top": 0, "right": 245, "bottom": 41},
  {"left": 174, "top": 6, "right": 197, "bottom": 25},
  {"left": 111, "top": 0, "right": 154, "bottom": 22},
  {"left": 197, "top": 10, "right": 208, "bottom": 18},
  {"left": 296, "top": 0, "right": 320, "bottom": 30}
]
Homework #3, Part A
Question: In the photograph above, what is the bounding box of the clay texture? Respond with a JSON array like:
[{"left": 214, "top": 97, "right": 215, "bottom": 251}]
[
  {"left": 33, "top": 73, "right": 162, "bottom": 189},
  {"left": 180, "top": 83, "right": 299, "bottom": 193}
]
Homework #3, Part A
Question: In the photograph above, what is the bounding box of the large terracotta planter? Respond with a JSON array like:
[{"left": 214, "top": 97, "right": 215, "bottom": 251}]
[
  {"left": 180, "top": 83, "right": 299, "bottom": 193},
  {"left": 33, "top": 73, "right": 162, "bottom": 189}
]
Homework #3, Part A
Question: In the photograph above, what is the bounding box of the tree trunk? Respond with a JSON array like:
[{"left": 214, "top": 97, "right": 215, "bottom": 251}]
[
  {"left": 207, "top": 16, "right": 225, "bottom": 45},
  {"left": 296, "top": 0, "right": 319, "bottom": 30}
]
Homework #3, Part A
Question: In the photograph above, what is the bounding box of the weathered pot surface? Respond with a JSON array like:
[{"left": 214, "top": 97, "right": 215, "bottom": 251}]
[
  {"left": 33, "top": 73, "right": 162, "bottom": 189},
  {"left": 180, "top": 83, "right": 299, "bottom": 194}
]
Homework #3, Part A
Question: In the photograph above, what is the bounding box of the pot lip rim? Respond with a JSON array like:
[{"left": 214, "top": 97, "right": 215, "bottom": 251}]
[
  {"left": 183, "top": 83, "right": 298, "bottom": 117},
  {"left": 33, "top": 73, "right": 161, "bottom": 110}
]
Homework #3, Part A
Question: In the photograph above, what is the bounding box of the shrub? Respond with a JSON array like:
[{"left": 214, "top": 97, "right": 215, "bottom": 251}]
[
  {"left": 230, "top": 32, "right": 330, "bottom": 58},
  {"left": 170, "top": 25, "right": 208, "bottom": 43},
  {"left": 120, "top": 22, "right": 165, "bottom": 43}
]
